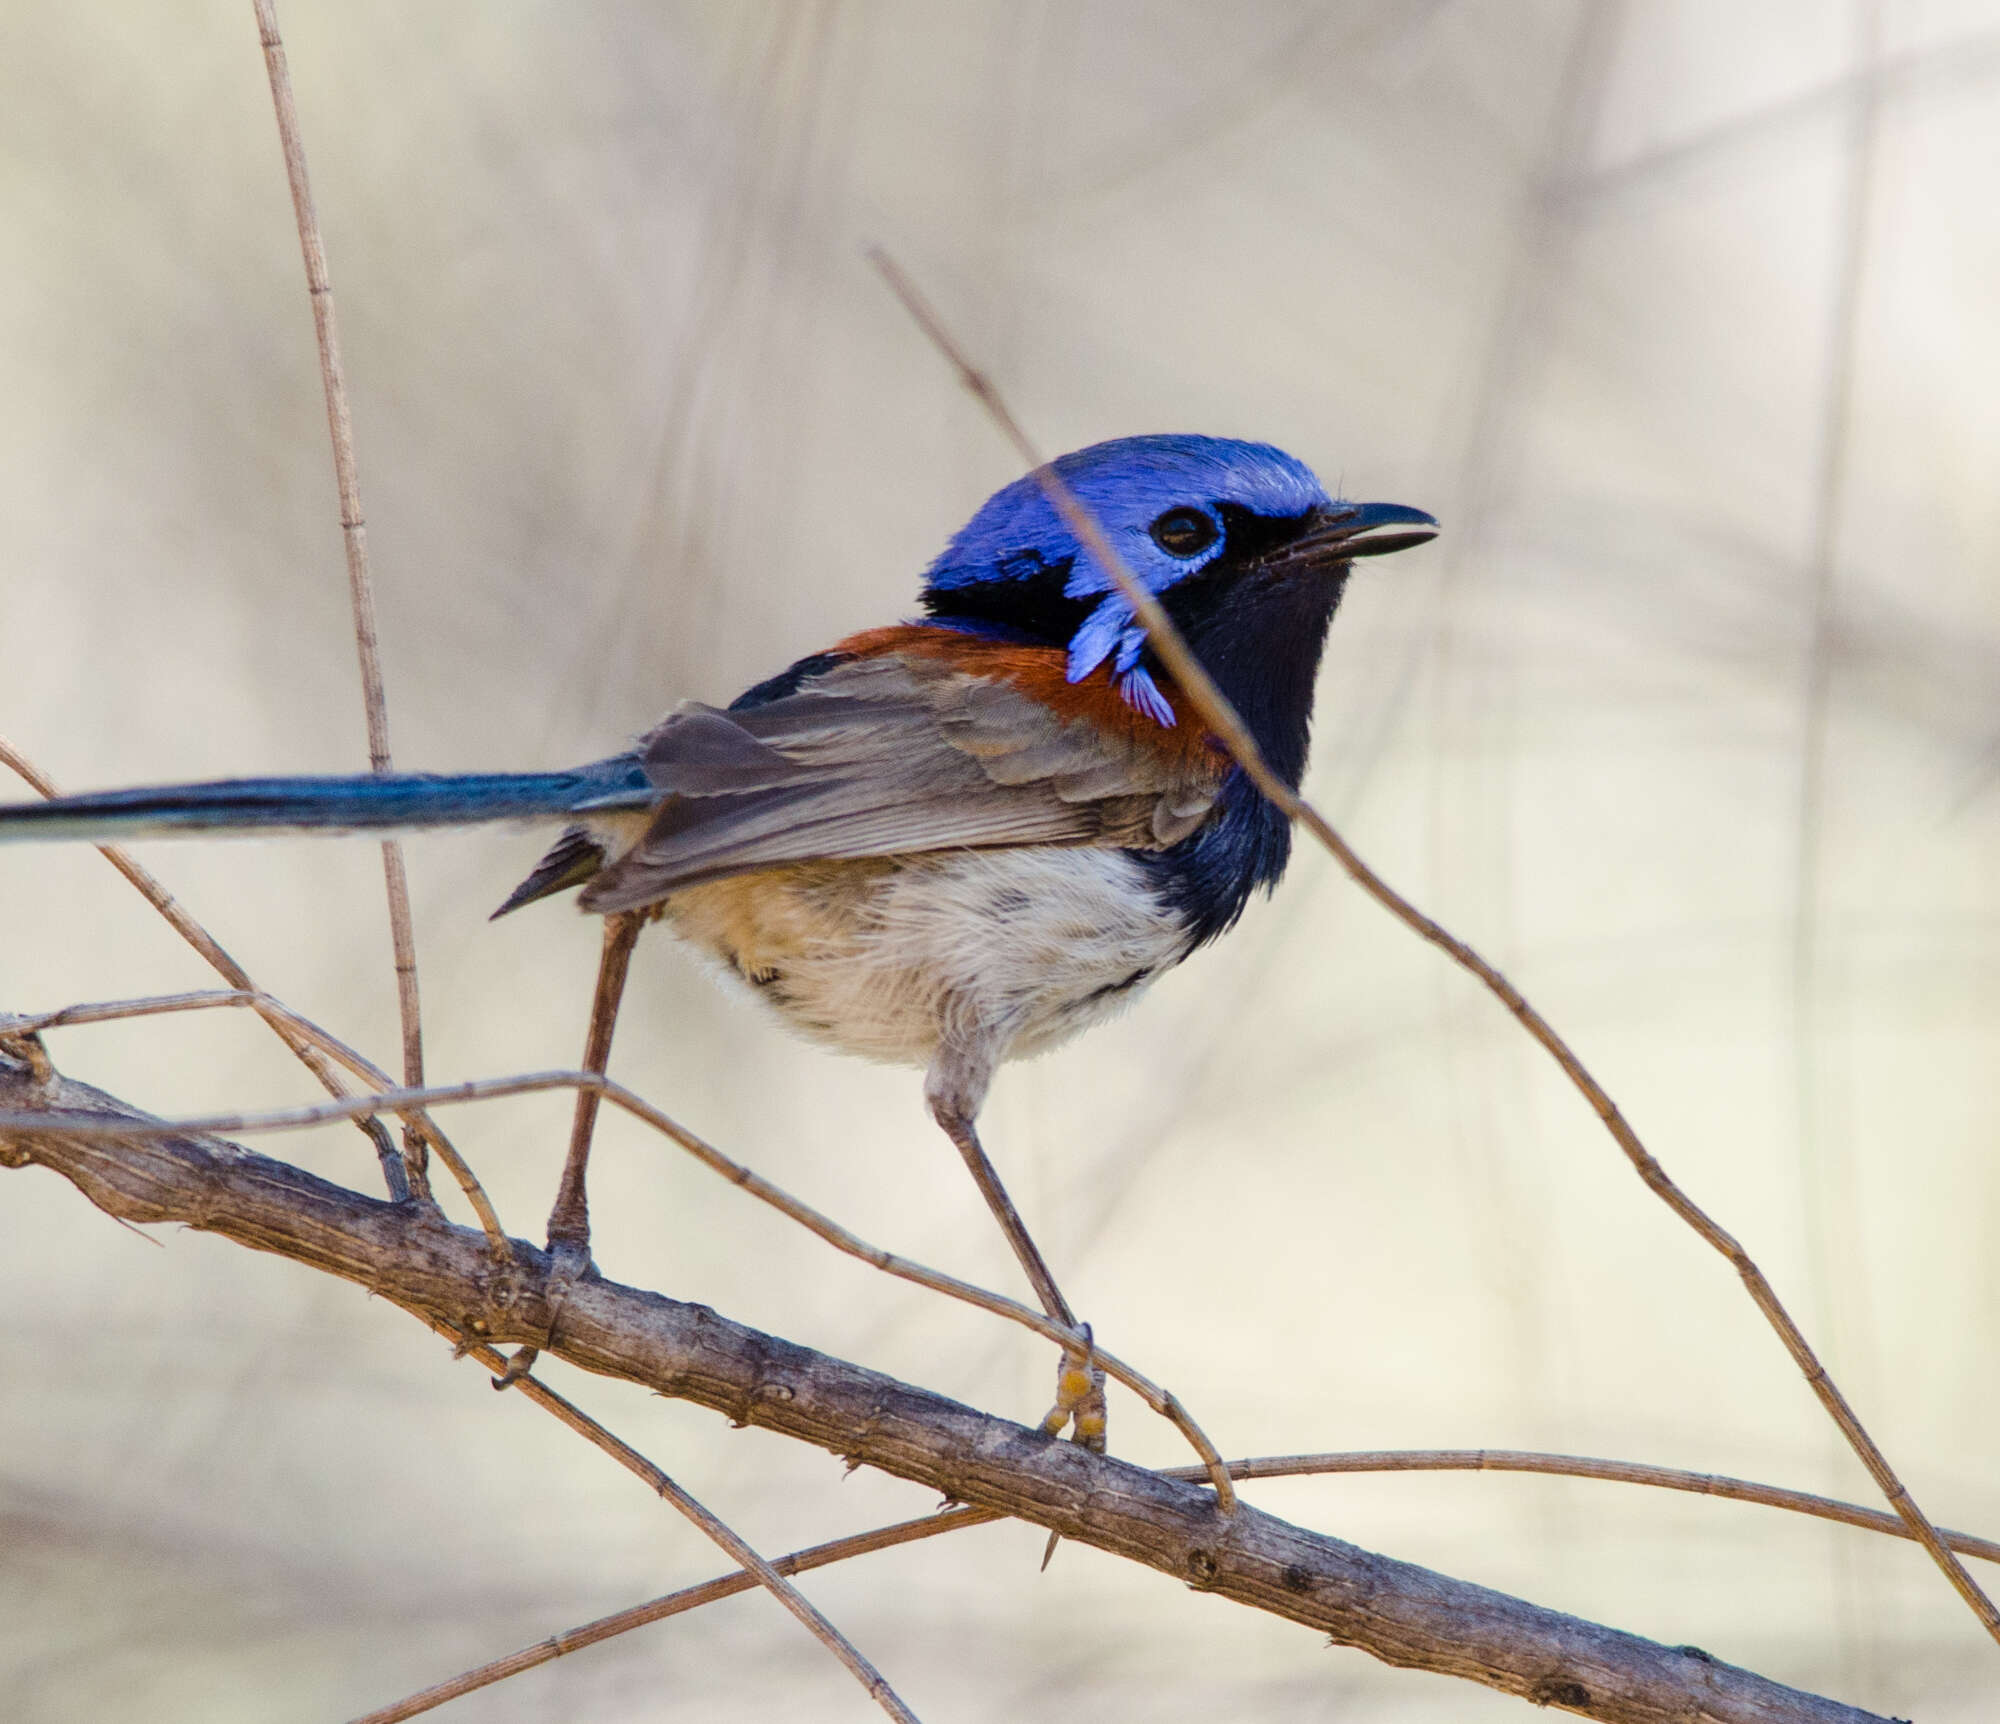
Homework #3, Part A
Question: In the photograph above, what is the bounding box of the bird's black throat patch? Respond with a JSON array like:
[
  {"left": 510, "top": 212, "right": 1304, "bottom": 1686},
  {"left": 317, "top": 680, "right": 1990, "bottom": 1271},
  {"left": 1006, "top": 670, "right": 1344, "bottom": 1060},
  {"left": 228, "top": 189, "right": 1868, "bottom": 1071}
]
[{"left": 1136, "top": 535, "right": 1353, "bottom": 946}]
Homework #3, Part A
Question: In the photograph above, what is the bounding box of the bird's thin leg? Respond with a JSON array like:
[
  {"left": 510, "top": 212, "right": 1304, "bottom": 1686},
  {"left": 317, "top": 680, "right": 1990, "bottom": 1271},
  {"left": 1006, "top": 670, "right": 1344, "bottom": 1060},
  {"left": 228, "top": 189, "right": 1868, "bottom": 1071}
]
[
  {"left": 497, "top": 909, "right": 645, "bottom": 1388},
  {"left": 931, "top": 1104, "right": 1076, "bottom": 1330},
  {"left": 927, "top": 1047, "right": 1107, "bottom": 1452},
  {"left": 547, "top": 909, "right": 648, "bottom": 1255}
]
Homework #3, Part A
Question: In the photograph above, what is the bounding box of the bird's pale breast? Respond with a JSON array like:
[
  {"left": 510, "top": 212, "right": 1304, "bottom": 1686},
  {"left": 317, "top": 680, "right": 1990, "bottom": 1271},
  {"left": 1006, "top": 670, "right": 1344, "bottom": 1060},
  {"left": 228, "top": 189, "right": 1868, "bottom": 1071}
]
[{"left": 661, "top": 846, "right": 1194, "bottom": 1070}]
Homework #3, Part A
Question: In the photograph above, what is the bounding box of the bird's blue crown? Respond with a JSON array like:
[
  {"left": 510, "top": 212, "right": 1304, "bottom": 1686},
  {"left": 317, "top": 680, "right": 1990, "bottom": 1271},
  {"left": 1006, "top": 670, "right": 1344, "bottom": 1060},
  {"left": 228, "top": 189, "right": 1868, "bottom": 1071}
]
[{"left": 922, "top": 434, "right": 1331, "bottom": 724}]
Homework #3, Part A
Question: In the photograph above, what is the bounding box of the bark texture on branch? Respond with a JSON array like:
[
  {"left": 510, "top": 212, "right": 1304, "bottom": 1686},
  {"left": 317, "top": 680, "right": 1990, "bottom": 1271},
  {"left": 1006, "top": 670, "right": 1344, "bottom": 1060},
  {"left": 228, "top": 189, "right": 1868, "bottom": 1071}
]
[{"left": 0, "top": 1033, "right": 1890, "bottom": 1724}]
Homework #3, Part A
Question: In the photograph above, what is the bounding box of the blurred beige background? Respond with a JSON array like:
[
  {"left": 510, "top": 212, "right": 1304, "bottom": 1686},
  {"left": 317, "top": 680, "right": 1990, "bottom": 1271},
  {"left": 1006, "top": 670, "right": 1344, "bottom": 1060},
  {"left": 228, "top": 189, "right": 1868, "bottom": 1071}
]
[{"left": 3, "top": 2, "right": 1997, "bottom": 1718}]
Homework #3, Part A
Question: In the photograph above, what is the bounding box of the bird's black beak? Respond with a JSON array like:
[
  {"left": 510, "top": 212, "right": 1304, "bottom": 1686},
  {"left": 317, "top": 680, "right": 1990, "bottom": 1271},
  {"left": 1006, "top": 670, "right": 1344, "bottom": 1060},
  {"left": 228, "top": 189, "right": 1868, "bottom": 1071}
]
[{"left": 1273, "top": 501, "right": 1439, "bottom": 567}]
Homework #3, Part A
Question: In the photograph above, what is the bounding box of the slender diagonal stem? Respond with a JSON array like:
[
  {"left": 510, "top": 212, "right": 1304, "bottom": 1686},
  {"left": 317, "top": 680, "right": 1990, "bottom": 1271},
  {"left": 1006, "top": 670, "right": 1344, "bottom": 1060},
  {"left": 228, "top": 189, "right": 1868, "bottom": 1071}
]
[
  {"left": 868, "top": 249, "right": 2000, "bottom": 1646},
  {"left": 458, "top": 1333, "right": 920, "bottom": 1723},
  {"left": 0, "top": 738, "right": 499, "bottom": 1230},
  {"left": 348, "top": 1506, "right": 997, "bottom": 1724},
  {"left": 1181, "top": 1451, "right": 2000, "bottom": 1562},
  {"left": 548, "top": 911, "right": 646, "bottom": 1255},
  {"left": 252, "top": 0, "right": 429, "bottom": 1195},
  {"left": 1790, "top": 2, "right": 1885, "bottom": 1667}
]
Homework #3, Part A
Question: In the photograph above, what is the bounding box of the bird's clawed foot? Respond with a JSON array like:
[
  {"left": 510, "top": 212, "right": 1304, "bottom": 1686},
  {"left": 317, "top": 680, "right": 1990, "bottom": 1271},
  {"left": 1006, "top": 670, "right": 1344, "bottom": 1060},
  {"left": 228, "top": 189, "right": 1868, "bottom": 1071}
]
[
  {"left": 492, "top": 1236, "right": 591, "bottom": 1388},
  {"left": 1039, "top": 1321, "right": 1108, "bottom": 1453}
]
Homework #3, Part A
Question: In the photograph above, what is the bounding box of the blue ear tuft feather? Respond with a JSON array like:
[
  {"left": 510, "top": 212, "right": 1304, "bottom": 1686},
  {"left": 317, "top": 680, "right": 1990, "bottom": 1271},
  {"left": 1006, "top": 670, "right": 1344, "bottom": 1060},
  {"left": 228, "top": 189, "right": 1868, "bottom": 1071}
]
[
  {"left": 1117, "top": 666, "right": 1177, "bottom": 728},
  {"left": 1064, "top": 594, "right": 1133, "bottom": 689}
]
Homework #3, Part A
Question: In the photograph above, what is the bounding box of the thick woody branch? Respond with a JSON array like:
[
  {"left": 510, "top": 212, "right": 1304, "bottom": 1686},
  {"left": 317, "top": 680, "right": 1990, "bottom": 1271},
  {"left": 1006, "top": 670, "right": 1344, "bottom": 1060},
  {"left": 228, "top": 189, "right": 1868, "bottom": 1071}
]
[{"left": 0, "top": 1039, "right": 1887, "bottom": 1724}]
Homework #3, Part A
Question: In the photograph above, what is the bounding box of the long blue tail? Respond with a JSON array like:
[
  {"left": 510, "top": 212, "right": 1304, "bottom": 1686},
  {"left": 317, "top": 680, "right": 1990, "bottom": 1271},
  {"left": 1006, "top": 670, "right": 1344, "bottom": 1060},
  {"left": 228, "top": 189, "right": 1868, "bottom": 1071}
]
[{"left": 0, "top": 758, "right": 654, "bottom": 845}]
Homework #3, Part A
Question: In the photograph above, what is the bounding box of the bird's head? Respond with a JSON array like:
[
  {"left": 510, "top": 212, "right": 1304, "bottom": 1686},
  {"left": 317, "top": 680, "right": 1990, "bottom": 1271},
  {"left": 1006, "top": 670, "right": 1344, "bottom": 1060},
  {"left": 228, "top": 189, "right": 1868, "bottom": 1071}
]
[{"left": 920, "top": 434, "right": 1435, "bottom": 728}]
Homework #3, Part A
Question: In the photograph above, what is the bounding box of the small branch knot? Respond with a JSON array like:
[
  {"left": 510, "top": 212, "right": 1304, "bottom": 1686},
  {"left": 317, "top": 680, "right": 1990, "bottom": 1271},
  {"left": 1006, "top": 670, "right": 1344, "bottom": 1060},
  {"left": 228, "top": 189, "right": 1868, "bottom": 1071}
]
[{"left": 0, "top": 1023, "right": 56, "bottom": 1089}]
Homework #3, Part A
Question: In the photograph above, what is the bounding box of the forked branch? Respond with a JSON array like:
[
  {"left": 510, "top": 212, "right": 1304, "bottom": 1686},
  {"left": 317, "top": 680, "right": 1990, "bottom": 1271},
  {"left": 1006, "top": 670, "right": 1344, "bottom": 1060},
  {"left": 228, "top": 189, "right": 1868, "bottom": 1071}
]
[
  {"left": 0, "top": 1039, "right": 1893, "bottom": 1724},
  {"left": 0, "top": 1055, "right": 1232, "bottom": 1497}
]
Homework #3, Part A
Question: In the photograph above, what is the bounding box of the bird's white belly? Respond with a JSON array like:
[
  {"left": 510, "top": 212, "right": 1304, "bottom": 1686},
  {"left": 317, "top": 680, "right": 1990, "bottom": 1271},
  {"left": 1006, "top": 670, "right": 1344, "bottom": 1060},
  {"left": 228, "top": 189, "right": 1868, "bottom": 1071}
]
[{"left": 662, "top": 848, "right": 1192, "bottom": 1069}]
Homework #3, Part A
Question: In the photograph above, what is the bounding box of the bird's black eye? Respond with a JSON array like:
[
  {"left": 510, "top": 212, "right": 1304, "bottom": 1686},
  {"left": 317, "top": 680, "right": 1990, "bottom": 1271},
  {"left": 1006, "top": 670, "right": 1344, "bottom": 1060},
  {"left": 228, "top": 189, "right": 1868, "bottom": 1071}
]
[{"left": 1148, "top": 507, "right": 1219, "bottom": 558}]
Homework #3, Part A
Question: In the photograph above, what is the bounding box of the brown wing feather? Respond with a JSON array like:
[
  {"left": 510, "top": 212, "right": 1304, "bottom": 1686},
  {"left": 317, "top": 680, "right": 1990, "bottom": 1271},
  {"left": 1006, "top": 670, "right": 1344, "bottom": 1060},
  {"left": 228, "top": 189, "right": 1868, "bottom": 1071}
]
[{"left": 577, "top": 639, "right": 1224, "bottom": 913}]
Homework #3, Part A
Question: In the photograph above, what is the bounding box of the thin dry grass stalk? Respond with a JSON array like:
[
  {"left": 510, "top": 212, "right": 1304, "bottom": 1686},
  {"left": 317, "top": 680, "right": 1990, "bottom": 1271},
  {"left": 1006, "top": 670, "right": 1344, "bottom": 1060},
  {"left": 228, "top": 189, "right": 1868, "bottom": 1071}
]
[
  {"left": 1188, "top": 1451, "right": 2000, "bottom": 1563},
  {"left": 866, "top": 249, "right": 2000, "bottom": 1648},
  {"left": 350, "top": 1506, "right": 1001, "bottom": 1724},
  {"left": 0, "top": 740, "right": 500, "bottom": 1241},
  {"left": 457, "top": 1333, "right": 923, "bottom": 1723},
  {"left": 251, "top": 0, "right": 429, "bottom": 1188},
  {"left": 5, "top": 983, "right": 507, "bottom": 1249}
]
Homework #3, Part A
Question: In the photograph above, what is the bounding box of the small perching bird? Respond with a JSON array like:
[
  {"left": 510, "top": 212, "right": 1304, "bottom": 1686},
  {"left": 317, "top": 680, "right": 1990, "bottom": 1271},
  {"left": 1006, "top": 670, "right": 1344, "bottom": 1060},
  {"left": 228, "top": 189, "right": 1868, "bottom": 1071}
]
[{"left": 0, "top": 433, "right": 1435, "bottom": 1445}]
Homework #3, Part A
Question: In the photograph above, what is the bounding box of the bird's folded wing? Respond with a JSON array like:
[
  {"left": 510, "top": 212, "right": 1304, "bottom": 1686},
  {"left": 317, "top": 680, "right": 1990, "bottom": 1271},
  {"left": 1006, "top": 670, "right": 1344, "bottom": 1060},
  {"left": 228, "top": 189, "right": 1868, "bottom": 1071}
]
[{"left": 578, "top": 647, "right": 1225, "bottom": 911}]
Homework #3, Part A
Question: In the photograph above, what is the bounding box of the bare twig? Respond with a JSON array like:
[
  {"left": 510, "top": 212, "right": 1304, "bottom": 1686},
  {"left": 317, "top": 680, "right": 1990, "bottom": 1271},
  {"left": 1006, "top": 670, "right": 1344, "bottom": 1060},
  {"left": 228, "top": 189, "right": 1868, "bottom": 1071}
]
[
  {"left": 358, "top": 1442, "right": 2000, "bottom": 1724},
  {"left": 252, "top": 0, "right": 429, "bottom": 1193},
  {"left": 0, "top": 738, "right": 492, "bottom": 1225},
  {"left": 1168, "top": 1451, "right": 2000, "bottom": 1565},
  {"left": 0, "top": 1053, "right": 1897, "bottom": 1724},
  {"left": 867, "top": 250, "right": 2000, "bottom": 1646},
  {"left": 3, "top": 984, "right": 507, "bottom": 1250},
  {"left": 0, "top": 1066, "right": 1231, "bottom": 1499},
  {"left": 460, "top": 1334, "right": 921, "bottom": 1723},
  {"left": 9, "top": 991, "right": 398, "bottom": 1106},
  {"left": 350, "top": 1506, "right": 997, "bottom": 1724}
]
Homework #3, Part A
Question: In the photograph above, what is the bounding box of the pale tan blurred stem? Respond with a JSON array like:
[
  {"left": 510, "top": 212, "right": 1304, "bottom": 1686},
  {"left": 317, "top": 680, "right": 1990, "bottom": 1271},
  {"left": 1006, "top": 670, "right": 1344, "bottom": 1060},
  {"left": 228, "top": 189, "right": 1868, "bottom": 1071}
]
[
  {"left": 0, "top": 739, "right": 501, "bottom": 1239},
  {"left": 355, "top": 1444, "right": 2000, "bottom": 1724},
  {"left": 252, "top": 0, "right": 429, "bottom": 1197},
  {"left": 461, "top": 1335, "right": 922, "bottom": 1724},
  {"left": 868, "top": 250, "right": 2000, "bottom": 1646}
]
